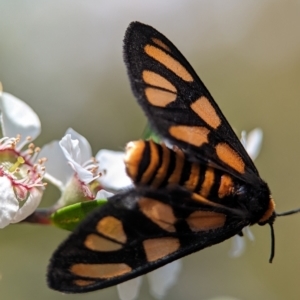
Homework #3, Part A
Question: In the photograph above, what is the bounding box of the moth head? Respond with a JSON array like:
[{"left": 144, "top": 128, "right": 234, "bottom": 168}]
[
  {"left": 261, "top": 197, "right": 300, "bottom": 263},
  {"left": 256, "top": 197, "right": 276, "bottom": 263},
  {"left": 258, "top": 197, "right": 276, "bottom": 226}
]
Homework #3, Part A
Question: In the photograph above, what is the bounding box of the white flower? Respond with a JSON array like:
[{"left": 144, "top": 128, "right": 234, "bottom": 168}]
[
  {"left": 117, "top": 260, "right": 182, "bottom": 300},
  {"left": 0, "top": 85, "right": 45, "bottom": 228},
  {"left": 229, "top": 226, "right": 255, "bottom": 258},
  {"left": 40, "top": 128, "right": 101, "bottom": 208},
  {"left": 96, "top": 189, "right": 114, "bottom": 199},
  {"left": 96, "top": 149, "right": 132, "bottom": 192},
  {"left": 229, "top": 128, "right": 263, "bottom": 257},
  {"left": 240, "top": 128, "right": 263, "bottom": 161}
]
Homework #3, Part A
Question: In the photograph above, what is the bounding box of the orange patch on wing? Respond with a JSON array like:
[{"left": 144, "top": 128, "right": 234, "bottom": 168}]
[
  {"left": 141, "top": 141, "right": 160, "bottom": 183},
  {"left": 144, "top": 44, "right": 193, "bottom": 82},
  {"left": 218, "top": 174, "right": 234, "bottom": 198},
  {"left": 151, "top": 143, "right": 171, "bottom": 188},
  {"left": 139, "top": 197, "right": 177, "bottom": 232},
  {"left": 186, "top": 211, "right": 226, "bottom": 232},
  {"left": 191, "top": 96, "right": 221, "bottom": 129},
  {"left": 71, "top": 263, "right": 131, "bottom": 279},
  {"left": 143, "top": 70, "right": 177, "bottom": 93},
  {"left": 143, "top": 237, "right": 180, "bottom": 262},
  {"left": 151, "top": 38, "right": 171, "bottom": 52},
  {"left": 125, "top": 140, "right": 146, "bottom": 182},
  {"left": 96, "top": 216, "right": 127, "bottom": 244},
  {"left": 74, "top": 279, "right": 96, "bottom": 287},
  {"left": 259, "top": 198, "right": 276, "bottom": 224},
  {"left": 145, "top": 87, "right": 176, "bottom": 107},
  {"left": 84, "top": 234, "right": 123, "bottom": 252},
  {"left": 215, "top": 143, "right": 245, "bottom": 173},
  {"left": 200, "top": 168, "right": 215, "bottom": 197},
  {"left": 169, "top": 125, "right": 210, "bottom": 147},
  {"left": 184, "top": 163, "right": 200, "bottom": 192}
]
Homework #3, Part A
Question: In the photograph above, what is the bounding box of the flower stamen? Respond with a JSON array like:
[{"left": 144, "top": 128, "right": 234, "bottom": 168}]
[{"left": 9, "top": 156, "right": 25, "bottom": 173}]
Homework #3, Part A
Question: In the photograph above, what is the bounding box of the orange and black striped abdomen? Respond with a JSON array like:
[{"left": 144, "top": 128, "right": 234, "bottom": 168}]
[{"left": 125, "top": 140, "right": 235, "bottom": 201}]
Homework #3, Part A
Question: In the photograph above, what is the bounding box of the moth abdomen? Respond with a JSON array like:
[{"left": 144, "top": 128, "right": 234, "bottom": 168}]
[{"left": 124, "top": 139, "right": 236, "bottom": 201}]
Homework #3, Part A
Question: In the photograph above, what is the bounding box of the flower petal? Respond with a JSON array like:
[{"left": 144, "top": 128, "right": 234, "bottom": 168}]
[
  {"left": 0, "top": 176, "right": 19, "bottom": 228},
  {"left": 147, "top": 260, "right": 182, "bottom": 299},
  {"left": 40, "top": 140, "right": 73, "bottom": 188},
  {"left": 0, "top": 93, "right": 41, "bottom": 147},
  {"left": 96, "top": 189, "right": 114, "bottom": 200},
  {"left": 11, "top": 187, "right": 43, "bottom": 223},
  {"left": 59, "top": 134, "right": 81, "bottom": 164},
  {"left": 59, "top": 134, "right": 95, "bottom": 184},
  {"left": 229, "top": 227, "right": 254, "bottom": 258},
  {"left": 65, "top": 128, "right": 92, "bottom": 162},
  {"left": 96, "top": 150, "right": 132, "bottom": 191},
  {"left": 229, "top": 234, "right": 245, "bottom": 258},
  {"left": 71, "top": 160, "right": 96, "bottom": 184},
  {"left": 243, "top": 128, "right": 263, "bottom": 161},
  {"left": 117, "top": 277, "right": 143, "bottom": 300},
  {"left": 243, "top": 226, "right": 255, "bottom": 241}
]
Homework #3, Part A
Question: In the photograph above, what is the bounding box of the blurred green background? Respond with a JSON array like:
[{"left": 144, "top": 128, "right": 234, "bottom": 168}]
[{"left": 1, "top": 1, "right": 300, "bottom": 299}]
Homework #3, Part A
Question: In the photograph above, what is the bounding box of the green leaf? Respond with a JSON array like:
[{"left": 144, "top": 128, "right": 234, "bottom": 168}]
[
  {"left": 142, "top": 123, "right": 161, "bottom": 143},
  {"left": 51, "top": 199, "right": 107, "bottom": 231}
]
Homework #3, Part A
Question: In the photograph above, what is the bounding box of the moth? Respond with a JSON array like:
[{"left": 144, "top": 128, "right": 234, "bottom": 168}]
[{"left": 47, "top": 21, "right": 300, "bottom": 293}]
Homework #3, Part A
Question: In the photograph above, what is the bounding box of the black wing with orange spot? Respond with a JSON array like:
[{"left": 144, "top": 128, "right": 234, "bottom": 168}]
[
  {"left": 48, "top": 188, "right": 248, "bottom": 292},
  {"left": 124, "top": 22, "right": 259, "bottom": 183}
]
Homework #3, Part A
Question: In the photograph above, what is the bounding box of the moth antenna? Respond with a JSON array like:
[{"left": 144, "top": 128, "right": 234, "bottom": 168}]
[
  {"left": 269, "top": 222, "right": 275, "bottom": 263},
  {"left": 268, "top": 208, "right": 300, "bottom": 263},
  {"left": 276, "top": 208, "right": 300, "bottom": 217}
]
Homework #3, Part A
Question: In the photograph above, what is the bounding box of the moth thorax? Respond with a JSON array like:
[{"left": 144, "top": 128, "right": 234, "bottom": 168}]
[{"left": 124, "top": 139, "right": 186, "bottom": 187}]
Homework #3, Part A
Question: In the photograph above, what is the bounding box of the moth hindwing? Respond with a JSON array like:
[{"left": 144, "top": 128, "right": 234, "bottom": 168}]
[{"left": 48, "top": 21, "right": 277, "bottom": 293}]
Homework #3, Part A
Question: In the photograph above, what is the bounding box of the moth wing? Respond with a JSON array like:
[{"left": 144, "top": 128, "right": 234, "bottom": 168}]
[
  {"left": 48, "top": 188, "right": 248, "bottom": 292},
  {"left": 124, "top": 22, "right": 259, "bottom": 183}
]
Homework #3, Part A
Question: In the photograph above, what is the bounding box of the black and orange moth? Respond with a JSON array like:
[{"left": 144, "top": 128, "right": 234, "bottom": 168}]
[{"left": 47, "top": 21, "right": 300, "bottom": 293}]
